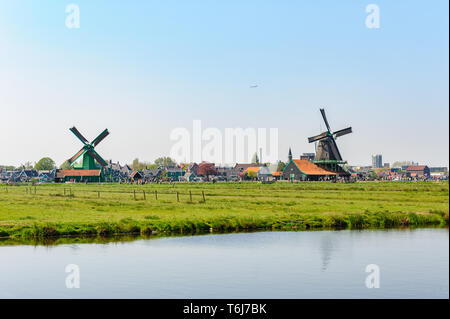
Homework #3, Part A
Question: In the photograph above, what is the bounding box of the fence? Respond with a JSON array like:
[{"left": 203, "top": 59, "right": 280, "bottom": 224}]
[{"left": 1, "top": 185, "right": 207, "bottom": 203}]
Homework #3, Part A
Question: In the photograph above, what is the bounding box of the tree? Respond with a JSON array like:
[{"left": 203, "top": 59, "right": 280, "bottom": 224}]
[
  {"left": 369, "top": 171, "right": 379, "bottom": 180},
  {"left": 0, "top": 165, "right": 15, "bottom": 170},
  {"left": 132, "top": 158, "right": 142, "bottom": 171},
  {"left": 59, "top": 160, "right": 72, "bottom": 170},
  {"left": 131, "top": 158, "right": 150, "bottom": 171},
  {"left": 154, "top": 157, "right": 176, "bottom": 168},
  {"left": 197, "top": 162, "right": 217, "bottom": 179},
  {"left": 34, "top": 157, "right": 55, "bottom": 170},
  {"left": 251, "top": 152, "right": 260, "bottom": 164},
  {"left": 277, "top": 161, "right": 286, "bottom": 172},
  {"left": 245, "top": 170, "right": 258, "bottom": 180}
]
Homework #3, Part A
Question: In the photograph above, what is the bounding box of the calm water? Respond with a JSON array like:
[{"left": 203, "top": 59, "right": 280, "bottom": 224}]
[{"left": 0, "top": 228, "right": 448, "bottom": 298}]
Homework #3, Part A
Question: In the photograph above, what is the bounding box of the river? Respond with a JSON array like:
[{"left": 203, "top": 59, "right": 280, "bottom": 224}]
[{"left": 0, "top": 228, "right": 448, "bottom": 298}]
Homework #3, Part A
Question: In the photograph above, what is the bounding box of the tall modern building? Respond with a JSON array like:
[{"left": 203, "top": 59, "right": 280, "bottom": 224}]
[{"left": 372, "top": 154, "right": 382, "bottom": 169}]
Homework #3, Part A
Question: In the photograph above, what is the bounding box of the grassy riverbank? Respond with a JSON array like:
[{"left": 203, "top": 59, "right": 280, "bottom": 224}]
[{"left": 0, "top": 181, "right": 448, "bottom": 239}]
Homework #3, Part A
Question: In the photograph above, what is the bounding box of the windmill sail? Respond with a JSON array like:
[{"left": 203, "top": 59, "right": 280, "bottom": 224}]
[
  {"left": 333, "top": 127, "right": 352, "bottom": 139},
  {"left": 70, "top": 126, "right": 88, "bottom": 144},
  {"left": 308, "top": 131, "right": 329, "bottom": 143},
  {"left": 88, "top": 149, "right": 108, "bottom": 167},
  {"left": 91, "top": 129, "right": 110, "bottom": 147},
  {"left": 329, "top": 138, "right": 342, "bottom": 161},
  {"left": 68, "top": 147, "right": 87, "bottom": 165},
  {"left": 320, "top": 108, "right": 331, "bottom": 132}
]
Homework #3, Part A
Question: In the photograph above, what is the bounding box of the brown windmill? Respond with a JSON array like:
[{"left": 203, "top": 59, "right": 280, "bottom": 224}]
[{"left": 308, "top": 109, "right": 352, "bottom": 162}]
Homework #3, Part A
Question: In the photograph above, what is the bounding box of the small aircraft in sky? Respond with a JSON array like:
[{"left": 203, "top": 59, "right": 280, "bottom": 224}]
[{"left": 250, "top": 85, "right": 258, "bottom": 88}]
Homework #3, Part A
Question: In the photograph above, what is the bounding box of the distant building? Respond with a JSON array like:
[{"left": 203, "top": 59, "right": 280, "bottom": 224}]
[
  {"left": 406, "top": 165, "right": 430, "bottom": 178},
  {"left": 165, "top": 166, "right": 184, "bottom": 181},
  {"left": 372, "top": 154, "right": 382, "bottom": 169},
  {"left": 383, "top": 163, "right": 390, "bottom": 168},
  {"left": 142, "top": 168, "right": 161, "bottom": 180},
  {"left": 216, "top": 166, "right": 238, "bottom": 181},
  {"left": 242, "top": 166, "right": 273, "bottom": 182},
  {"left": 233, "top": 163, "right": 264, "bottom": 176},
  {"left": 55, "top": 169, "right": 103, "bottom": 183},
  {"left": 130, "top": 171, "right": 143, "bottom": 181},
  {"left": 300, "top": 153, "right": 315, "bottom": 161},
  {"left": 430, "top": 167, "right": 448, "bottom": 174}
]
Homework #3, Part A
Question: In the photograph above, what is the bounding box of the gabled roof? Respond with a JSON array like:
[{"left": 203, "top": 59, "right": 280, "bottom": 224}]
[
  {"left": 291, "top": 160, "right": 336, "bottom": 176},
  {"left": 142, "top": 168, "right": 161, "bottom": 176},
  {"left": 130, "top": 171, "right": 143, "bottom": 179},
  {"left": 234, "top": 163, "right": 264, "bottom": 171},
  {"left": 245, "top": 166, "right": 262, "bottom": 173},
  {"left": 187, "top": 163, "right": 198, "bottom": 169},
  {"left": 20, "top": 169, "right": 38, "bottom": 177},
  {"left": 56, "top": 169, "right": 101, "bottom": 178},
  {"left": 166, "top": 167, "right": 183, "bottom": 173},
  {"left": 406, "top": 165, "right": 428, "bottom": 171}
]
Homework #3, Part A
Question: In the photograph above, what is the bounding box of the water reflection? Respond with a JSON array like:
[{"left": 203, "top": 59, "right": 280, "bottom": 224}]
[{"left": 319, "top": 233, "right": 334, "bottom": 271}]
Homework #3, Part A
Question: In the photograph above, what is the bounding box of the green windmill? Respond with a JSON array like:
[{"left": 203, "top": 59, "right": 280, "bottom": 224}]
[{"left": 68, "top": 126, "right": 109, "bottom": 170}]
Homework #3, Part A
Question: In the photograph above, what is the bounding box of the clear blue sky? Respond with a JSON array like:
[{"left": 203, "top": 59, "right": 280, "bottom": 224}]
[{"left": 0, "top": 1, "right": 448, "bottom": 167}]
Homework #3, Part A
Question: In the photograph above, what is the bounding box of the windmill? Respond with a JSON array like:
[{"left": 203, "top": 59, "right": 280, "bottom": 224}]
[
  {"left": 68, "top": 127, "right": 109, "bottom": 170},
  {"left": 308, "top": 109, "right": 352, "bottom": 162}
]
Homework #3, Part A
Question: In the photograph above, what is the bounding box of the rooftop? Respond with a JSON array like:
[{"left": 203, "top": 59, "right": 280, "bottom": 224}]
[{"left": 292, "top": 160, "right": 336, "bottom": 176}]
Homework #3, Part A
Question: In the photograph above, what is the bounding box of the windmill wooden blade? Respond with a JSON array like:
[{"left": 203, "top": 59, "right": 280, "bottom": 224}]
[
  {"left": 91, "top": 129, "right": 109, "bottom": 147},
  {"left": 333, "top": 127, "right": 352, "bottom": 138},
  {"left": 329, "top": 138, "right": 342, "bottom": 161},
  {"left": 68, "top": 147, "right": 87, "bottom": 165},
  {"left": 308, "top": 131, "right": 328, "bottom": 143},
  {"left": 88, "top": 149, "right": 108, "bottom": 167},
  {"left": 70, "top": 126, "right": 88, "bottom": 145},
  {"left": 320, "top": 108, "right": 331, "bottom": 132}
]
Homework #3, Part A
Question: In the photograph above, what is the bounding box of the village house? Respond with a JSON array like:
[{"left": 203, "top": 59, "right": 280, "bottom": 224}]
[
  {"left": 142, "top": 168, "right": 161, "bottom": 181},
  {"left": 15, "top": 169, "right": 39, "bottom": 183},
  {"left": 271, "top": 171, "right": 283, "bottom": 180},
  {"left": 37, "top": 170, "right": 56, "bottom": 183},
  {"left": 242, "top": 166, "right": 274, "bottom": 182},
  {"left": 103, "top": 160, "right": 122, "bottom": 182},
  {"left": 232, "top": 163, "right": 265, "bottom": 179},
  {"left": 406, "top": 165, "right": 430, "bottom": 178},
  {"left": 120, "top": 164, "right": 133, "bottom": 177},
  {"left": 165, "top": 166, "right": 184, "bottom": 181},
  {"left": 130, "top": 171, "right": 143, "bottom": 182},
  {"left": 282, "top": 159, "right": 337, "bottom": 181},
  {"left": 55, "top": 169, "right": 103, "bottom": 183},
  {"left": 216, "top": 166, "right": 238, "bottom": 181}
]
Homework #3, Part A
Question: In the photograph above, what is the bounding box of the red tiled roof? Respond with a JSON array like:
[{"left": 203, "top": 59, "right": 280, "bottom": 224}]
[
  {"left": 56, "top": 169, "right": 101, "bottom": 178},
  {"left": 272, "top": 171, "right": 283, "bottom": 176},
  {"left": 245, "top": 166, "right": 262, "bottom": 173},
  {"left": 406, "top": 165, "right": 427, "bottom": 171},
  {"left": 292, "top": 160, "right": 336, "bottom": 176}
]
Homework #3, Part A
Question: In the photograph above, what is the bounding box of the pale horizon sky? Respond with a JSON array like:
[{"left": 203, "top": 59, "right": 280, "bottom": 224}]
[{"left": 0, "top": 1, "right": 448, "bottom": 168}]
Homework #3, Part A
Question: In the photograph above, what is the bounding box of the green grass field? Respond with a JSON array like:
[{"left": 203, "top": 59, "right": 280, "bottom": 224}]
[{"left": 0, "top": 181, "right": 448, "bottom": 239}]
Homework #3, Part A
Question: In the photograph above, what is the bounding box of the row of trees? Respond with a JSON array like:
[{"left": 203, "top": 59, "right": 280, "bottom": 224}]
[
  {"left": 3, "top": 154, "right": 290, "bottom": 173},
  {"left": 0, "top": 158, "right": 57, "bottom": 171},
  {"left": 1, "top": 156, "right": 179, "bottom": 172},
  {"left": 131, "top": 157, "right": 177, "bottom": 171}
]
